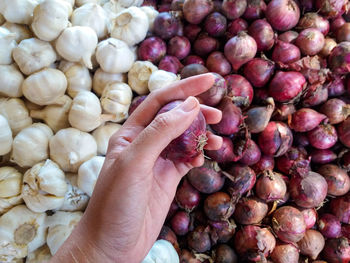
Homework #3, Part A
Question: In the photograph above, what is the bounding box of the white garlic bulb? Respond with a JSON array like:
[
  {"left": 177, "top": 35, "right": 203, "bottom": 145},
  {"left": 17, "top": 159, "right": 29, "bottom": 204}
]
[
  {"left": 49, "top": 128, "right": 97, "bottom": 173},
  {"left": 103, "top": 1, "right": 126, "bottom": 19},
  {"left": 12, "top": 38, "right": 57, "bottom": 75},
  {"left": 11, "top": 123, "right": 53, "bottom": 167},
  {"left": 142, "top": 240, "right": 179, "bottom": 263},
  {"left": 25, "top": 244, "right": 51, "bottom": 263},
  {"left": 59, "top": 61, "right": 92, "bottom": 98},
  {"left": 118, "top": 0, "right": 143, "bottom": 8},
  {"left": 0, "top": 64, "right": 23, "bottom": 97},
  {"left": 0, "top": 98, "right": 32, "bottom": 135},
  {"left": 111, "top": 7, "right": 149, "bottom": 46},
  {"left": 128, "top": 61, "right": 157, "bottom": 95},
  {"left": 92, "top": 122, "right": 121, "bottom": 155},
  {"left": 2, "top": 22, "right": 33, "bottom": 43},
  {"left": 101, "top": 82, "right": 133, "bottom": 123},
  {"left": 55, "top": 26, "right": 98, "bottom": 69},
  {"left": 46, "top": 211, "right": 82, "bottom": 255},
  {"left": 77, "top": 156, "right": 105, "bottom": 196},
  {"left": 31, "top": 0, "right": 71, "bottom": 42},
  {"left": 75, "top": 0, "right": 101, "bottom": 7},
  {"left": 22, "top": 68, "right": 67, "bottom": 106},
  {"left": 22, "top": 159, "right": 67, "bottom": 213},
  {"left": 92, "top": 68, "right": 127, "bottom": 96},
  {"left": 0, "top": 27, "right": 17, "bottom": 65},
  {"left": 0, "top": 195, "right": 23, "bottom": 216},
  {"left": 0, "top": 115, "right": 13, "bottom": 156},
  {"left": 0, "top": 236, "right": 27, "bottom": 262},
  {"left": 71, "top": 3, "right": 109, "bottom": 39},
  {"left": 0, "top": 167, "right": 22, "bottom": 200},
  {"left": 140, "top": 6, "right": 158, "bottom": 32},
  {"left": 96, "top": 38, "right": 135, "bottom": 74},
  {"left": 30, "top": 95, "right": 72, "bottom": 133},
  {"left": 0, "top": 0, "right": 39, "bottom": 25},
  {"left": 148, "top": 70, "right": 180, "bottom": 92}
]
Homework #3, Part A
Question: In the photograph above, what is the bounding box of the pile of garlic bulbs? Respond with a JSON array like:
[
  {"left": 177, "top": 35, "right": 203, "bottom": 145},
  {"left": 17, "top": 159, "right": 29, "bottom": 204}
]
[{"left": 0, "top": 0, "right": 180, "bottom": 261}]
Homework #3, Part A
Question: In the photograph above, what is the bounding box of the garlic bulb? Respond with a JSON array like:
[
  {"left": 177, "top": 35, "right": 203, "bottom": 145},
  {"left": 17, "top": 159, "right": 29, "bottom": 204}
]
[
  {"left": 71, "top": 3, "right": 109, "bottom": 39},
  {"left": 0, "top": 195, "right": 23, "bottom": 216},
  {"left": 0, "top": 64, "right": 23, "bottom": 97},
  {"left": 92, "top": 68, "right": 127, "bottom": 96},
  {"left": 148, "top": 70, "right": 180, "bottom": 92},
  {"left": 30, "top": 95, "right": 72, "bottom": 133},
  {"left": 101, "top": 82, "right": 133, "bottom": 123},
  {"left": 0, "top": 27, "right": 17, "bottom": 65},
  {"left": 0, "top": 205, "right": 47, "bottom": 255},
  {"left": 60, "top": 173, "right": 89, "bottom": 212},
  {"left": 0, "top": 0, "right": 39, "bottom": 24},
  {"left": 59, "top": 61, "right": 92, "bottom": 98},
  {"left": 118, "top": 0, "right": 143, "bottom": 8},
  {"left": 23, "top": 98, "right": 43, "bottom": 111},
  {"left": 96, "top": 38, "right": 135, "bottom": 74},
  {"left": 22, "top": 159, "right": 67, "bottom": 213},
  {"left": 69, "top": 91, "right": 113, "bottom": 132},
  {"left": 92, "top": 122, "right": 121, "bottom": 155},
  {"left": 0, "top": 98, "right": 32, "bottom": 135},
  {"left": 31, "top": 0, "right": 71, "bottom": 42},
  {"left": 142, "top": 240, "right": 179, "bottom": 263},
  {"left": 2, "top": 22, "right": 33, "bottom": 43},
  {"left": 26, "top": 244, "right": 51, "bottom": 263},
  {"left": 0, "top": 238, "right": 27, "bottom": 262},
  {"left": 55, "top": 26, "right": 98, "bottom": 69},
  {"left": 140, "top": 6, "right": 158, "bottom": 32},
  {"left": 128, "top": 61, "right": 157, "bottom": 95},
  {"left": 11, "top": 123, "right": 53, "bottom": 167},
  {"left": 0, "top": 167, "right": 21, "bottom": 199},
  {"left": 75, "top": 0, "right": 101, "bottom": 7},
  {"left": 77, "top": 156, "right": 105, "bottom": 196},
  {"left": 22, "top": 68, "right": 67, "bottom": 106},
  {"left": 0, "top": 115, "right": 13, "bottom": 156},
  {"left": 111, "top": 7, "right": 148, "bottom": 46},
  {"left": 103, "top": 1, "right": 126, "bottom": 19},
  {"left": 49, "top": 128, "right": 97, "bottom": 172},
  {"left": 12, "top": 38, "right": 57, "bottom": 75},
  {"left": 46, "top": 211, "right": 82, "bottom": 255}
]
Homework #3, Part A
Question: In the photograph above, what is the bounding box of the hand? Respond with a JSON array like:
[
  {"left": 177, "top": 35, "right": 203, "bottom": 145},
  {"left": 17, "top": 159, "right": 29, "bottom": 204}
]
[{"left": 51, "top": 73, "right": 223, "bottom": 263}]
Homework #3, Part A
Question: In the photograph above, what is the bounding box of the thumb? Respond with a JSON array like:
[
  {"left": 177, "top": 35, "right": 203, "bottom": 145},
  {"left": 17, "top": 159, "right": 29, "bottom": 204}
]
[{"left": 129, "top": 96, "right": 201, "bottom": 164}]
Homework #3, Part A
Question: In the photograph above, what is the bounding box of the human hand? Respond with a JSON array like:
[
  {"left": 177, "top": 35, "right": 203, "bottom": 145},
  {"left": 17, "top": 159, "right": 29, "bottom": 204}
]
[{"left": 51, "top": 73, "right": 222, "bottom": 263}]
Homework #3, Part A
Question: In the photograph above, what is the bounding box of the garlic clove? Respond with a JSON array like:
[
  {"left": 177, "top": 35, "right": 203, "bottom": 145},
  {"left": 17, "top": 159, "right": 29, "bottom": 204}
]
[
  {"left": 0, "top": 64, "right": 24, "bottom": 98},
  {"left": 140, "top": 6, "right": 158, "bottom": 32},
  {"left": 0, "top": 0, "right": 39, "bottom": 25},
  {"left": 75, "top": 0, "right": 102, "bottom": 7},
  {"left": 0, "top": 237, "right": 27, "bottom": 262},
  {"left": 26, "top": 244, "right": 52, "bottom": 263},
  {"left": 77, "top": 156, "right": 105, "bottom": 196},
  {"left": 92, "top": 68, "right": 127, "bottom": 96},
  {"left": 128, "top": 61, "right": 157, "bottom": 95},
  {"left": 0, "top": 27, "right": 17, "bottom": 65},
  {"left": 2, "top": 22, "right": 33, "bottom": 43},
  {"left": 92, "top": 122, "right": 122, "bottom": 155},
  {"left": 141, "top": 240, "right": 180, "bottom": 263},
  {"left": 0, "top": 167, "right": 22, "bottom": 199},
  {"left": 0, "top": 115, "right": 13, "bottom": 156},
  {"left": 148, "top": 70, "right": 180, "bottom": 92}
]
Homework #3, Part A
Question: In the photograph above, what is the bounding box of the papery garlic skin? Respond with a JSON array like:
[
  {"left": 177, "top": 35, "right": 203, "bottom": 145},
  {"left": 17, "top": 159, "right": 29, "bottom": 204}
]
[
  {"left": 31, "top": 0, "right": 70, "bottom": 42},
  {"left": 148, "top": 70, "right": 180, "bottom": 92},
  {"left": 2, "top": 22, "right": 33, "bottom": 43},
  {"left": 92, "top": 122, "right": 121, "bottom": 155},
  {"left": 25, "top": 244, "right": 51, "bottom": 263},
  {"left": 103, "top": 1, "right": 126, "bottom": 19},
  {"left": 96, "top": 38, "right": 135, "bottom": 73},
  {"left": 13, "top": 38, "right": 57, "bottom": 75},
  {"left": 0, "top": 27, "right": 17, "bottom": 65},
  {"left": 119, "top": 0, "right": 143, "bottom": 8},
  {"left": 22, "top": 159, "right": 67, "bottom": 213},
  {"left": 0, "top": 115, "right": 13, "bottom": 156},
  {"left": 128, "top": 61, "right": 157, "bottom": 95},
  {"left": 46, "top": 211, "right": 82, "bottom": 255},
  {"left": 101, "top": 82, "right": 133, "bottom": 123},
  {"left": 92, "top": 68, "right": 127, "bottom": 96},
  {"left": 0, "top": 195, "right": 23, "bottom": 216},
  {"left": 0, "top": 167, "right": 22, "bottom": 199},
  {"left": 11, "top": 123, "right": 53, "bottom": 167},
  {"left": 75, "top": 0, "right": 101, "bottom": 7},
  {"left": 22, "top": 68, "right": 67, "bottom": 106},
  {"left": 77, "top": 156, "right": 105, "bottom": 196},
  {"left": 59, "top": 61, "right": 92, "bottom": 98},
  {"left": 111, "top": 6, "right": 149, "bottom": 46},
  {"left": 0, "top": 0, "right": 39, "bottom": 25},
  {"left": 49, "top": 128, "right": 97, "bottom": 173},
  {"left": 0, "top": 98, "right": 32, "bottom": 135},
  {"left": 0, "top": 236, "right": 27, "bottom": 261},
  {"left": 55, "top": 26, "right": 98, "bottom": 69},
  {"left": 71, "top": 3, "right": 109, "bottom": 39},
  {"left": 140, "top": 6, "right": 158, "bottom": 32},
  {"left": 142, "top": 240, "right": 180, "bottom": 263}
]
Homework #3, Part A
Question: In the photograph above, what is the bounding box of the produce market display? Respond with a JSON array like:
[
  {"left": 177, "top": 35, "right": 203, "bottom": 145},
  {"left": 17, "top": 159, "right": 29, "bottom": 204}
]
[{"left": 1, "top": 0, "right": 350, "bottom": 262}]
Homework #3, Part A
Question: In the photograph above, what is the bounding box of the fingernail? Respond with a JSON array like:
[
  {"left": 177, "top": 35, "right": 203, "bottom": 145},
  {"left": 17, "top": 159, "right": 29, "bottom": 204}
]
[{"left": 180, "top": 96, "right": 198, "bottom": 112}]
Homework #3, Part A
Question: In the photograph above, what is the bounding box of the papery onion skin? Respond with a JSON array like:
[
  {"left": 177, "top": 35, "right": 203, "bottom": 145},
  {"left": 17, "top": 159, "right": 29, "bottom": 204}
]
[
  {"left": 302, "top": 84, "right": 329, "bottom": 107},
  {"left": 276, "top": 146, "right": 308, "bottom": 175},
  {"left": 318, "top": 164, "right": 350, "bottom": 196},
  {"left": 214, "top": 244, "right": 238, "bottom": 263},
  {"left": 271, "top": 242, "right": 299, "bottom": 263},
  {"left": 320, "top": 98, "right": 350, "bottom": 124},
  {"left": 243, "top": 0, "right": 267, "bottom": 21},
  {"left": 297, "top": 229, "right": 325, "bottom": 260},
  {"left": 226, "top": 164, "right": 256, "bottom": 199},
  {"left": 328, "top": 41, "right": 350, "bottom": 75},
  {"left": 273, "top": 103, "right": 296, "bottom": 121},
  {"left": 243, "top": 58, "right": 275, "bottom": 88},
  {"left": 297, "top": 13, "right": 330, "bottom": 36},
  {"left": 322, "top": 237, "right": 350, "bottom": 263},
  {"left": 266, "top": 0, "right": 300, "bottom": 31},
  {"left": 255, "top": 170, "right": 287, "bottom": 202},
  {"left": 187, "top": 226, "right": 212, "bottom": 252},
  {"left": 318, "top": 213, "right": 342, "bottom": 239},
  {"left": 330, "top": 194, "right": 350, "bottom": 224},
  {"left": 295, "top": 28, "right": 325, "bottom": 56},
  {"left": 307, "top": 124, "right": 338, "bottom": 150},
  {"left": 315, "top": 0, "right": 347, "bottom": 19},
  {"left": 209, "top": 219, "right": 236, "bottom": 243},
  {"left": 183, "top": 0, "right": 214, "bottom": 24},
  {"left": 225, "top": 74, "right": 254, "bottom": 108},
  {"left": 320, "top": 38, "right": 337, "bottom": 57},
  {"left": 233, "top": 197, "right": 268, "bottom": 225},
  {"left": 221, "top": 0, "right": 247, "bottom": 20},
  {"left": 204, "top": 192, "right": 234, "bottom": 221},
  {"left": 248, "top": 19, "right": 275, "bottom": 52}
]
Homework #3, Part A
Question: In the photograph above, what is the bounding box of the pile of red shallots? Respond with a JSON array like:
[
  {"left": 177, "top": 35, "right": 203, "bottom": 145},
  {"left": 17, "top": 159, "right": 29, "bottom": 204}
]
[{"left": 135, "top": 0, "right": 350, "bottom": 262}]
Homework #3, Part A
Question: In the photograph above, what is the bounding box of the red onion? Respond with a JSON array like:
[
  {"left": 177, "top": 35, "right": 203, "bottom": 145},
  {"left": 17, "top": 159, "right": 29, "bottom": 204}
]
[
  {"left": 322, "top": 237, "right": 350, "bottom": 263},
  {"left": 278, "top": 30, "right": 298, "bottom": 43},
  {"left": 331, "top": 16, "right": 346, "bottom": 34},
  {"left": 310, "top": 149, "right": 337, "bottom": 164},
  {"left": 318, "top": 164, "right": 350, "bottom": 196},
  {"left": 197, "top": 73, "right": 226, "bottom": 106},
  {"left": 224, "top": 32, "right": 257, "bottom": 71},
  {"left": 159, "top": 55, "right": 183, "bottom": 73},
  {"left": 204, "top": 192, "right": 234, "bottom": 221},
  {"left": 183, "top": 55, "right": 205, "bottom": 66},
  {"left": 206, "top": 136, "right": 235, "bottom": 163},
  {"left": 315, "top": 0, "right": 347, "bottom": 19},
  {"left": 302, "top": 84, "right": 329, "bottom": 107},
  {"left": 330, "top": 194, "right": 350, "bottom": 224},
  {"left": 153, "top": 12, "right": 182, "bottom": 40},
  {"left": 256, "top": 171, "right": 287, "bottom": 202},
  {"left": 342, "top": 224, "right": 350, "bottom": 239},
  {"left": 252, "top": 155, "right": 275, "bottom": 174},
  {"left": 193, "top": 33, "right": 219, "bottom": 56},
  {"left": 180, "top": 249, "right": 201, "bottom": 263},
  {"left": 209, "top": 219, "right": 236, "bottom": 243},
  {"left": 187, "top": 160, "right": 225, "bottom": 194},
  {"left": 214, "top": 244, "right": 238, "bottom": 263},
  {"left": 184, "top": 24, "right": 201, "bottom": 42},
  {"left": 243, "top": 0, "right": 266, "bottom": 21},
  {"left": 245, "top": 98, "right": 275, "bottom": 134},
  {"left": 254, "top": 88, "right": 269, "bottom": 104},
  {"left": 266, "top": 0, "right": 300, "bottom": 31},
  {"left": 327, "top": 76, "right": 346, "bottom": 97},
  {"left": 295, "top": 28, "right": 325, "bottom": 56},
  {"left": 289, "top": 108, "right": 327, "bottom": 132},
  {"left": 273, "top": 103, "right": 296, "bottom": 121},
  {"left": 138, "top": 37, "right": 167, "bottom": 63},
  {"left": 338, "top": 117, "right": 350, "bottom": 147},
  {"left": 272, "top": 206, "right": 306, "bottom": 243},
  {"left": 307, "top": 124, "right": 338, "bottom": 149},
  {"left": 206, "top": 51, "right": 232, "bottom": 76},
  {"left": 299, "top": 207, "right": 317, "bottom": 229},
  {"left": 276, "top": 146, "right": 308, "bottom": 175},
  {"left": 170, "top": 0, "right": 184, "bottom": 10},
  {"left": 258, "top": 121, "right": 293, "bottom": 157},
  {"left": 158, "top": 100, "right": 207, "bottom": 162},
  {"left": 171, "top": 211, "right": 190, "bottom": 236},
  {"left": 221, "top": 0, "right": 247, "bottom": 20},
  {"left": 234, "top": 225, "right": 276, "bottom": 262},
  {"left": 167, "top": 36, "right": 191, "bottom": 60},
  {"left": 320, "top": 38, "right": 337, "bottom": 57},
  {"left": 225, "top": 74, "right": 254, "bottom": 108},
  {"left": 299, "top": 0, "right": 314, "bottom": 11},
  {"left": 272, "top": 41, "right": 301, "bottom": 65},
  {"left": 187, "top": 226, "right": 211, "bottom": 252},
  {"left": 158, "top": 226, "right": 180, "bottom": 253},
  {"left": 183, "top": 0, "right": 214, "bottom": 24},
  {"left": 233, "top": 197, "right": 268, "bottom": 225},
  {"left": 320, "top": 98, "right": 350, "bottom": 124},
  {"left": 271, "top": 242, "right": 299, "bottom": 263},
  {"left": 328, "top": 42, "right": 350, "bottom": 74},
  {"left": 290, "top": 171, "right": 328, "bottom": 208},
  {"left": 318, "top": 213, "right": 342, "bottom": 238},
  {"left": 239, "top": 139, "right": 261, "bottom": 165},
  {"left": 166, "top": 199, "right": 179, "bottom": 220},
  {"left": 243, "top": 58, "right": 275, "bottom": 88},
  {"left": 297, "top": 13, "right": 330, "bottom": 35},
  {"left": 297, "top": 229, "right": 325, "bottom": 260},
  {"left": 295, "top": 132, "right": 310, "bottom": 147},
  {"left": 204, "top": 12, "right": 227, "bottom": 37},
  {"left": 226, "top": 18, "right": 248, "bottom": 39},
  {"left": 180, "top": 64, "right": 209, "bottom": 79},
  {"left": 128, "top": 95, "right": 147, "bottom": 115},
  {"left": 248, "top": 19, "right": 275, "bottom": 51},
  {"left": 175, "top": 179, "right": 201, "bottom": 211},
  {"left": 226, "top": 164, "right": 256, "bottom": 200}
]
